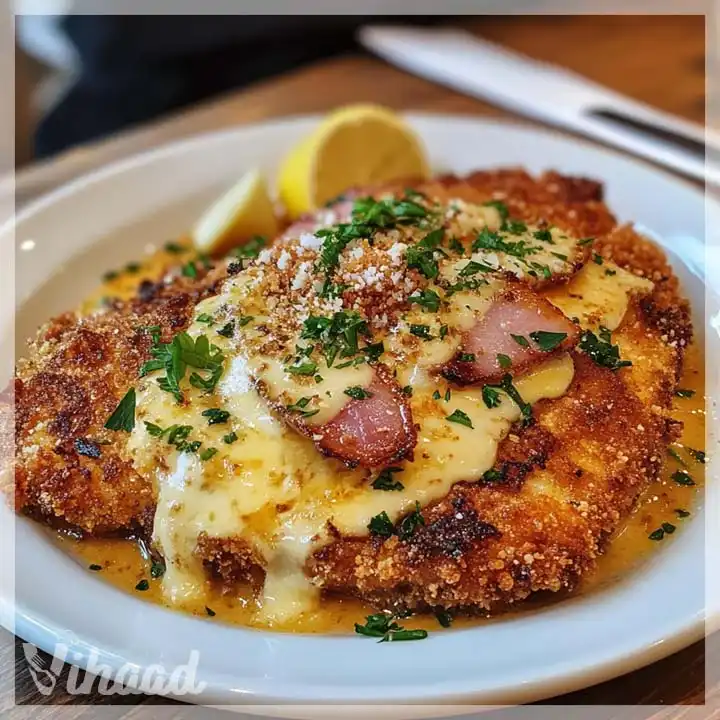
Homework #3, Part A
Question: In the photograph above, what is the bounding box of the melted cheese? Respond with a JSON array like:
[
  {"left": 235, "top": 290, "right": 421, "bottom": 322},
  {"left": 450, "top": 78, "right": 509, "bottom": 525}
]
[
  {"left": 127, "top": 203, "right": 654, "bottom": 624},
  {"left": 129, "top": 310, "right": 573, "bottom": 623},
  {"left": 543, "top": 261, "right": 653, "bottom": 331}
]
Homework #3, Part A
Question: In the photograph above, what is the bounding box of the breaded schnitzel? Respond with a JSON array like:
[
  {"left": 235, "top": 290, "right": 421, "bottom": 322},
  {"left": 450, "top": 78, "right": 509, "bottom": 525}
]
[{"left": 4, "top": 169, "right": 692, "bottom": 621}]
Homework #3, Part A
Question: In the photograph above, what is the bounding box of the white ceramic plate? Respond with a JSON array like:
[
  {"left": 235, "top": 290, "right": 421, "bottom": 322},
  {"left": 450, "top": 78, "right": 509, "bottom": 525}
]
[{"left": 0, "top": 115, "right": 710, "bottom": 711}]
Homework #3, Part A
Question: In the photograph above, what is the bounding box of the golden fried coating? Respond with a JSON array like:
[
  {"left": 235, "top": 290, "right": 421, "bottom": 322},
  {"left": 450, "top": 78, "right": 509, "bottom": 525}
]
[{"left": 5, "top": 169, "right": 691, "bottom": 614}]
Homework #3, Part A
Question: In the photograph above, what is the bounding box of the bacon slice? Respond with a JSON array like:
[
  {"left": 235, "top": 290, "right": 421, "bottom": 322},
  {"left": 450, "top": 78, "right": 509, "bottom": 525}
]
[
  {"left": 442, "top": 285, "right": 580, "bottom": 385},
  {"left": 280, "top": 365, "right": 416, "bottom": 469}
]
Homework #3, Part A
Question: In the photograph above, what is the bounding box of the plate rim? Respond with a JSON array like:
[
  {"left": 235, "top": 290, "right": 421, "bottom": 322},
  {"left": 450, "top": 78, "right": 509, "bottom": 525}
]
[{"left": 3, "top": 113, "right": 710, "bottom": 710}]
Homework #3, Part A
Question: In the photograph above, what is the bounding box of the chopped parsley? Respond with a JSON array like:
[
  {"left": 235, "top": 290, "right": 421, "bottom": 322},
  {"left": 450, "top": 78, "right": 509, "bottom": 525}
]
[
  {"left": 202, "top": 408, "right": 230, "bottom": 425},
  {"left": 435, "top": 609, "right": 453, "bottom": 628},
  {"left": 104, "top": 388, "right": 136, "bottom": 432},
  {"left": 592, "top": 253, "right": 604, "bottom": 265},
  {"left": 505, "top": 219, "right": 527, "bottom": 235},
  {"left": 301, "top": 311, "right": 372, "bottom": 367},
  {"left": 483, "top": 200, "right": 509, "bottom": 222},
  {"left": 354, "top": 613, "right": 428, "bottom": 642},
  {"left": 410, "top": 324, "right": 433, "bottom": 340},
  {"left": 511, "top": 333, "right": 530, "bottom": 348},
  {"left": 88, "top": 564, "right": 102, "bottom": 572},
  {"left": 406, "top": 228, "right": 444, "bottom": 280},
  {"left": 533, "top": 228, "right": 553, "bottom": 243},
  {"left": 150, "top": 559, "right": 165, "bottom": 579},
  {"left": 439, "top": 324, "right": 449, "bottom": 339},
  {"left": 482, "top": 385, "right": 501, "bottom": 409},
  {"left": 135, "top": 579, "right": 150, "bottom": 591},
  {"left": 397, "top": 501, "right": 426, "bottom": 540},
  {"left": 529, "top": 330, "right": 567, "bottom": 352},
  {"left": 648, "top": 528, "right": 665, "bottom": 541},
  {"left": 286, "top": 360, "right": 318, "bottom": 376},
  {"left": 686, "top": 447, "right": 706, "bottom": 464},
  {"left": 458, "top": 352, "right": 476, "bottom": 362},
  {"left": 286, "top": 397, "right": 319, "bottom": 418},
  {"left": 372, "top": 466, "right": 404, "bottom": 491},
  {"left": 497, "top": 353, "right": 512, "bottom": 369},
  {"left": 671, "top": 470, "right": 696, "bottom": 486},
  {"left": 164, "top": 241, "right": 185, "bottom": 254},
  {"left": 368, "top": 511, "right": 395, "bottom": 537},
  {"left": 667, "top": 447, "right": 687, "bottom": 466},
  {"left": 205, "top": 606, "right": 217, "bottom": 617},
  {"left": 103, "top": 270, "right": 119, "bottom": 282},
  {"left": 662, "top": 522, "right": 676, "bottom": 534},
  {"left": 140, "top": 331, "right": 226, "bottom": 402},
  {"left": 433, "top": 390, "right": 441, "bottom": 400},
  {"left": 472, "top": 227, "right": 538, "bottom": 258},
  {"left": 217, "top": 321, "right": 235, "bottom": 338},
  {"left": 199, "top": 447, "right": 218, "bottom": 461},
  {"left": 181, "top": 261, "right": 198, "bottom": 278},
  {"left": 222, "top": 431, "right": 238, "bottom": 444},
  {"left": 446, "top": 409, "right": 473, "bottom": 429},
  {"left": 345, "top": 386, "right": 373, "bottom": 400},
  {"left": 578, "top": 237, "right": 595, "bottom": 246},
  {"left": 483, "top": 374, "right": 532, "bottom": 425},
  {"left": 674, "top": 508, "right": 691, "bottom": 518},
  {"left": 409, "top": 289, "right": 441, "bottom": 312},
  {"left": 234, "top": 235, "right": 266, "bottom": 259},
  {"left": 459, "top": 260, "right": 494, "bottom": 277},
  {"left": 674, "top": 388, "right": 695, "bottom": 398},
  {"left": 196, "top": 313, "right": 215, "bottom": 325},
  {"left": 449, "top": 237, "right": 465, "bottom": 255},
  {"left": 125, "top": 262, "right": 141, "bottom": 274},
  {"left": 402, "top": 385, "right": 413, "bottom": 397},
  {"left": 578, "top": 327, "right": 631, "bottom": 371},
  {"left": 482, "top": 467, "right": 505, "bottom": 483}
]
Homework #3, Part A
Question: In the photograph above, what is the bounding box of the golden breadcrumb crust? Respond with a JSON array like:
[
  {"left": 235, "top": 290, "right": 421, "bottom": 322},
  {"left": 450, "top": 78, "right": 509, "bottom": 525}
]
[{"left": 4, "top": 169, "right": 692, "bottom": 614}]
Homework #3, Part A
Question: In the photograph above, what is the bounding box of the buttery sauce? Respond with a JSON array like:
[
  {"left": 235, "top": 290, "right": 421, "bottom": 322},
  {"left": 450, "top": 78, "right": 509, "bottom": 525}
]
[
  {"left": 58, "top": 232, "right": 705, "bottom": 635},
  {"left": 54, "top": 342, "right": 704, "bottom": 633}
]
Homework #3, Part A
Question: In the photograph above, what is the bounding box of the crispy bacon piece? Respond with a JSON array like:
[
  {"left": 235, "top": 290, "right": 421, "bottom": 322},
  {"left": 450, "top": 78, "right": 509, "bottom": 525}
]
[
  {"left": 278, "top": 365, "right": 416, "bottom": 469},
  {"left": 443, "top": 284, "right": 580, "bottom": 385}
]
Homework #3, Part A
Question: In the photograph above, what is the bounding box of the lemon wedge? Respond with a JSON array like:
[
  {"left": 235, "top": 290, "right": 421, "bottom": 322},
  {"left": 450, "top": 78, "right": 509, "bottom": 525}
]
[
  {"left": 279, "top": 104, "right": 430, "bottom": 218},
  {"left": 192, "top": 169, "right": 279, "bottom": 256}
]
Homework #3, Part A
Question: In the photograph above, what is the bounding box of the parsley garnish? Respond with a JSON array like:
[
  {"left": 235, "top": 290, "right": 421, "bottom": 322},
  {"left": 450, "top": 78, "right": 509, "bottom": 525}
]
[
  {"left": 578, "top": 327, "right": 631, "bottom": 371},
  {"left": 511, "top": 333, "right": 530, "bottom": 348},
  {"left": 217, "top": 321, "right": 235, "bottom": 338},
  {"left": 648, "top": 528, "right": 665, "bottom": 541},
  {"left": 202, "top": 408, "right": 230, "bottom": 425},
  {"left": 686, "top": 447, "right": 706, "bottom": 464},
  {"left": 286, "top": 397, "right": 319, "bottom": 418},
  {"left": 533, "top": 228, "right": 553, "bottom": 243},
  {"left": 164, "top": 241, "right": 185, "bottom": 254},
  {"left": 459, "top": 260, "right": 494, "bottom": 277},
  {"left": 592, "top": 253, "right": 604, "bottom": 265},
  {"left": 368, "top": 511, "right": 395, "bottom": 537},
  {"left": 482, "top": 385, "right": 501, "bottom": 409},
  {"left": 104, "top": 388, "right": 136, "bottom": 432},
  {"left": 458, "top": 352, "right": 476, "bottom": 362},
  {"left": 140, "top": 332, "right": 225, "bottom": 402},
  {"left": 345, "top": 386, "right": 373, "bottom": 400},
  {"left": 484, "top": 374, "right": 532, "bottom": 424},
  {"left": 435, "top": 609, "right": 453, "bottom": 628},
  {"left": 483, "top": 200, "right": 509, "bottom": 222},
  {"left": 449, "top": 237, "right": 465, "bottom": 255},
  {"left": 406, "top": 229, "right": 444, "bottom": 280},
  {"left": 578, "top": 237, "right": 595, "bottom": 246},
  {"left": 505, "top": 219, "right": 527, "bottom": 235},
  {"left": 135, "top": 580, "right": 150, "bottom": 591},
  {"left": 672, "top": 470, "right": 696, "bottom": 486},
  {"left": 446, "top": 409, "right": 474, "bottom": 429},
  {"left": 675, "top": 508, "right": 691, "bottom": 518},
  {"left": 409, "top": 289, "right": 441, "bottom": 312},
  {"left": 372, "top": 466, "right": 404, "bottom": 491},
  {"left": 205, "top": 606, "right": 217, "bottom": 617},
  {"left": 89, "top": 564, "right": 102, "bottom": 572},
  {"left": 472, "top": 227, "right": 538, "bottom": 258},
  {"left": 529, "top": 330, "right": 567, "bottom": 352},
  {"left": 196, "top": 313, "right": 215, "bottom": 325},
  {"left": 150, "top": 559, "right": 165, "bottom": 579},
  {"left": 397, "top": 501, "right": 426, "bottom": 540},
  {"left": 410, "top": 324, "right": 433, "bottom": 340},
  {"left": 354, "top": 613, "right": 428, "bottom": 642},
  {"left": 200, "top": 447, "right": 218, "bottom": 461},
  {"left": 497, "top": 353, "right": 512, "bottom": 369},
  {"left": 675, "top": 388, "right": 695, "bottom": 398},
  {"left": 222, "top": 431, "right": 238, "bottom": 444},
  {"left": 181, "top": 261, "right": 198, "bottom": 278},
  {"left": 234, "top": 235, "right": 266, "bottom": 259},
  {"left": 402, "top": 385, "right": 413, "bottom": 397},
  {"left": 286, "top": 360, "right": 318, "bottom": 376},
  {"left": 301, "top": 311, "right": 371, "bottom": 367}
]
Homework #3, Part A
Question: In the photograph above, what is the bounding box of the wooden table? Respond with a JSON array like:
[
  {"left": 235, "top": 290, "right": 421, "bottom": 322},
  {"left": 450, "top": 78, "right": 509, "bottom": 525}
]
[{"left": 3, "top": 14, "right": 711, "bottom": 717}]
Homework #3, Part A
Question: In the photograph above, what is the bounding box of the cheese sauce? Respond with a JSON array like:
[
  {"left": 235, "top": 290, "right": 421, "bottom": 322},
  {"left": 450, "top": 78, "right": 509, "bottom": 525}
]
[
  {"left": 55, "top": 342, "right": 705, "bottom": 633},
  {"left": 57, "top": 203, "right": 704, "bottom": 634}
]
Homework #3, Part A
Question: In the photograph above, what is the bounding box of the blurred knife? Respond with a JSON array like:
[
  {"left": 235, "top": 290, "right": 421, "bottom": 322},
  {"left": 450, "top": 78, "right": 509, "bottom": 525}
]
[{"left": 359, "top": 26, "right": 720, "bottom": 186}]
